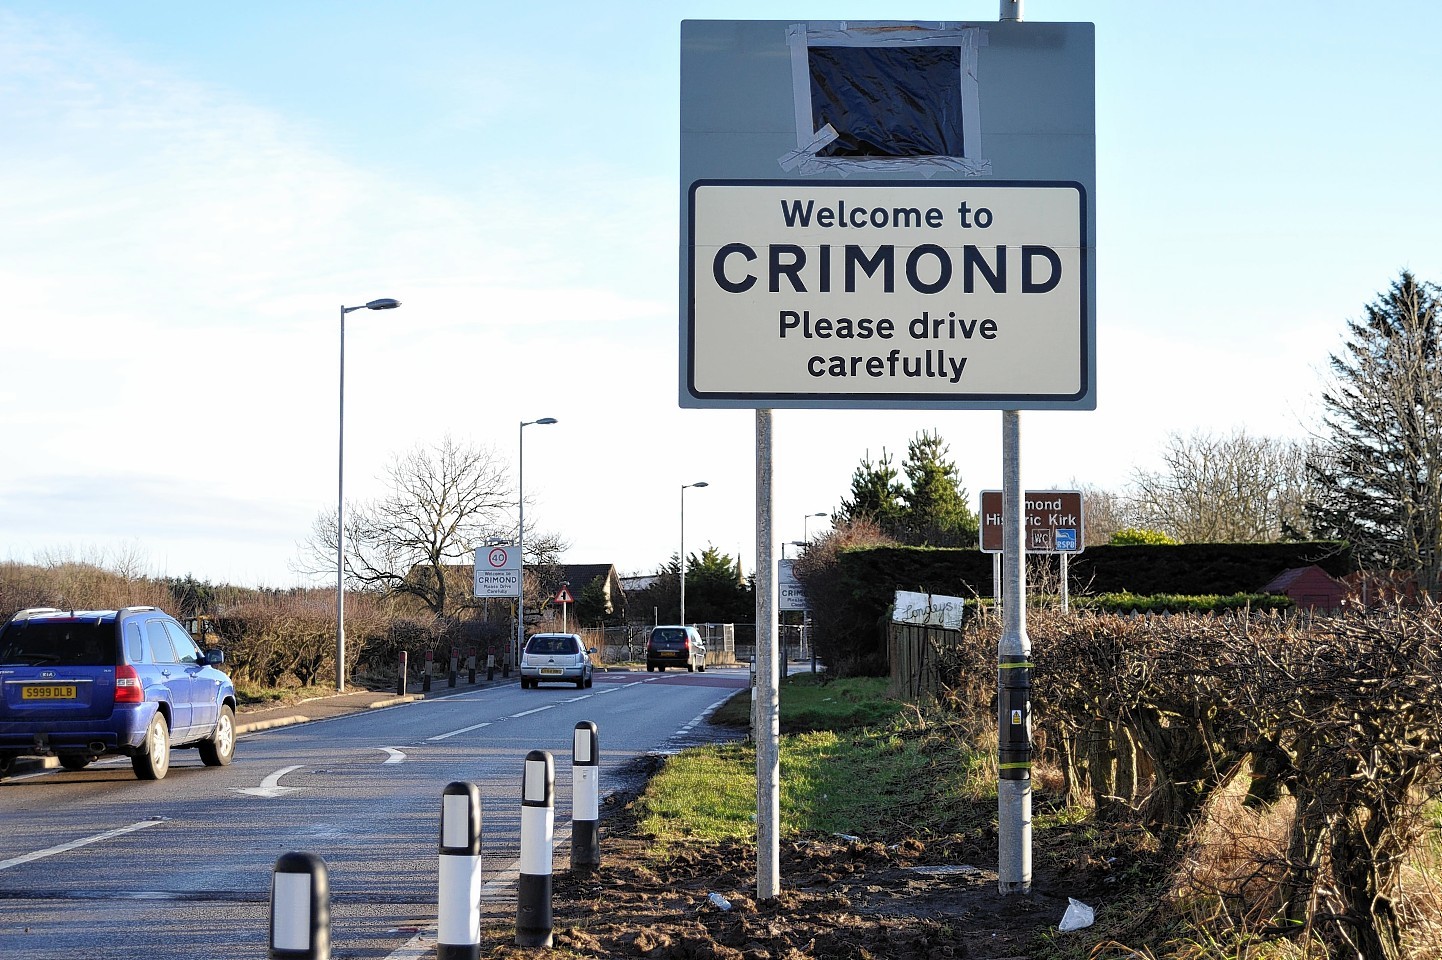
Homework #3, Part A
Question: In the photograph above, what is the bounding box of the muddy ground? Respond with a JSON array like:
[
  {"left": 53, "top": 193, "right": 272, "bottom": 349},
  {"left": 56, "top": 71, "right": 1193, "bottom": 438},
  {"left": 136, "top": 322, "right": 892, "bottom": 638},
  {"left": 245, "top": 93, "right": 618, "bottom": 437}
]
[{"left": 484, "top": 754, "right": 1149, "bottom": 960}]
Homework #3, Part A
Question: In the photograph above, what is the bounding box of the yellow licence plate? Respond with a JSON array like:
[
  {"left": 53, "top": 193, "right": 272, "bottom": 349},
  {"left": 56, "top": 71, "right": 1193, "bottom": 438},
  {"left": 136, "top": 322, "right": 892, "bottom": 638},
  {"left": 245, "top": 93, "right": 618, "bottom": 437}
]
[
  {"left": 23, "top": 685, "right": 77, "bottom": 700},
  {"left": 539, "top": 668, "right": 563, "bottom": 676}
]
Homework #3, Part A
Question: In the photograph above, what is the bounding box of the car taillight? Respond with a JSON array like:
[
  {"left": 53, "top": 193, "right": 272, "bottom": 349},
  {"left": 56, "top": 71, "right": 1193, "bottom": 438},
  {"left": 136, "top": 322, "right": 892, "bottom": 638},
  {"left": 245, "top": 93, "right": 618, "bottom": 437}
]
[
  {"left": 115, "top": 665, "right": 143, "bottom": 703},
  {"left": 680, "top": 638, "right": 690, "bottom": 651}
]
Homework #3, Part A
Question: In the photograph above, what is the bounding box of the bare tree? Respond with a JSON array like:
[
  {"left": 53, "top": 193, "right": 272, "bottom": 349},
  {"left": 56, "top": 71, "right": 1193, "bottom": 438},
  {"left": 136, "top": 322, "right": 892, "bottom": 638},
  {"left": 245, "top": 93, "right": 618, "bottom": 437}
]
[
  {"left": 1075, "top": 483, "right": 1134, "bottom": 546},
  {"left": 1128, "top": 429, "right": 1315, "bottom": 543},
  {"left": 299, "top": 435, "right": 565, "bottom": 617}
]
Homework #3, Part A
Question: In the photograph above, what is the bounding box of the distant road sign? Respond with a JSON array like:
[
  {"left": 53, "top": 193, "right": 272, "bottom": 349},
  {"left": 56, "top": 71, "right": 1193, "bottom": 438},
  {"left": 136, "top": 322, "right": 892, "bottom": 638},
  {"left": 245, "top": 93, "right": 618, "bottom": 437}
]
[
  {"left": 779, "top": 559, "right": 808, "bottom": 611},
  {"left": 474, "top": 544, "right": 521, "bottom": 598},
  {"left": 979, "top": 490, "right": 1084, "bottom": 554},
  {"left": 552, "top": 586, "right": 575, "bottom": 605}
]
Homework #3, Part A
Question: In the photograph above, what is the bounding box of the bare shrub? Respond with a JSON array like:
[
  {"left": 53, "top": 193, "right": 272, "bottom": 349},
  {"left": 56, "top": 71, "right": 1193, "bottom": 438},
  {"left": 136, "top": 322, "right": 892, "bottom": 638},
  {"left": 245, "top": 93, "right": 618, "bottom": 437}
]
[{"left": 998, "top": 607, "right": 1442, "bottom": 958}]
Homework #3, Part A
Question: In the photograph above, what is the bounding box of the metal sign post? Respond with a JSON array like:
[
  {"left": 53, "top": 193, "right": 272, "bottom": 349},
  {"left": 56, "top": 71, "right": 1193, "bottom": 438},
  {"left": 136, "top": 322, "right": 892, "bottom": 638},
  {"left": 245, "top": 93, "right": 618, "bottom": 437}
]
[
  {"left": 998, "top": 412, "right": 1032, "bottom": 894},
  {"left": 755, "top": 409, "right": 780, "bottom": 901}
]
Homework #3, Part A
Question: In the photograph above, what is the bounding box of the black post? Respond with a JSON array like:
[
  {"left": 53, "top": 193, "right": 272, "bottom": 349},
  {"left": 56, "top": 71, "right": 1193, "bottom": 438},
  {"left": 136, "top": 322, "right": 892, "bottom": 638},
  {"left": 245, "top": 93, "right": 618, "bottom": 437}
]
[
  {"left": 269, "top": 852, "right": 330, "bottom": 960},
  {"left": 571, "top": 722, "right": 600, "bottom": 872},
  {"left": 515, "top": 750, "right": 554, "bottom": 948},
  {"left": 437, "top": 781, "right": 483, "bottom": 960}
]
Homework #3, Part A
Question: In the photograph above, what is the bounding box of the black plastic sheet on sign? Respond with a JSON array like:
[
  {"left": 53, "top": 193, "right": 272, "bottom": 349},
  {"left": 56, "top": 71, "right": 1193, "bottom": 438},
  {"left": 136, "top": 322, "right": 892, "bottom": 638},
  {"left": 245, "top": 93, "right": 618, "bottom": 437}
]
[{"left": 808, "top": 45, "right": 965, "bottom": 158}]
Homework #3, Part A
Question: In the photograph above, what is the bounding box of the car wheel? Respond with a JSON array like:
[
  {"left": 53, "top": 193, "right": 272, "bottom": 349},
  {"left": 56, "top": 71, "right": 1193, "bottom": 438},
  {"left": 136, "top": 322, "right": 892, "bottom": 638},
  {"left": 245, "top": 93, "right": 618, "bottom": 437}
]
[
  {"left": 687, "top": 662, "right": 695, "bottom": 672},
  {"left": 0, "top": 754, "right": 13, "bottom": 780},
  {"left": 575, "top": 677, "right": 585, "bottom": 689},
  {"left": 699, "top": 663, "right": 707, "bottom": 673},
  {"left": 199, "top": 704, "right": 235, "bottom": 767},
  {"left": 132, "top": 712, "right": 171, "bottom": 781},
  {"left": 584, "top": 673, "right": 593, "bottom": 689},
  {"left": 59, "top": 755, "right": 91, "bottom": 771}
]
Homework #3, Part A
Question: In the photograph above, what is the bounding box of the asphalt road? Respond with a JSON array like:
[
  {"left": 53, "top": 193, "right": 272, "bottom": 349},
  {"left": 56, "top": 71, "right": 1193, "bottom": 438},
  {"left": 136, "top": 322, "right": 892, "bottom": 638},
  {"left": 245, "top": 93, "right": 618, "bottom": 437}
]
[{"left": 0, "top": 666, "right": 750, "bottom": 959}]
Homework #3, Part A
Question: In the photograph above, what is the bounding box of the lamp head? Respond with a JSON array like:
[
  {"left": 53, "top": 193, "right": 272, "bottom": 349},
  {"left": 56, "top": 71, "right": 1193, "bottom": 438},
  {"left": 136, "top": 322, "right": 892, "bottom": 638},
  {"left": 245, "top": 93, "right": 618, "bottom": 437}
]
[
  {"left": 536, "top": 417, "right": 558, "bottom": 425},
  {"left": 687, "top": 481, "right": 709, "bottom": 489},
  {"left": 365, "top": 298, "right": 400, "bottom": 310}
]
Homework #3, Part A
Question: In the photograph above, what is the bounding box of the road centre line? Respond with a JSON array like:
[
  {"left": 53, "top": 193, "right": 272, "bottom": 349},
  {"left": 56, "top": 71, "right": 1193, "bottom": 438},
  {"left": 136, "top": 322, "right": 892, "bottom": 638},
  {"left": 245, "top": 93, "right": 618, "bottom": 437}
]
[
  {"left": 427, "top": 721, "right": 492, "bottom": 742},
  {"left": 508, "top": 704, "right": 557, "bottom": 719},
  {"left": 0, "top": 819, "right": 166, "bottom": 871}
]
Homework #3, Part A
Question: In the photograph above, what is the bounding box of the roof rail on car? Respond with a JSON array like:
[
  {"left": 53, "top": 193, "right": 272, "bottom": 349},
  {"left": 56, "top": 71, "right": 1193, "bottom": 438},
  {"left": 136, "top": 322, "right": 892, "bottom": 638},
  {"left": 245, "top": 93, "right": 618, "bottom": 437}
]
[{"left": 9, "top": 607, "right": 64, "bottom": 621}]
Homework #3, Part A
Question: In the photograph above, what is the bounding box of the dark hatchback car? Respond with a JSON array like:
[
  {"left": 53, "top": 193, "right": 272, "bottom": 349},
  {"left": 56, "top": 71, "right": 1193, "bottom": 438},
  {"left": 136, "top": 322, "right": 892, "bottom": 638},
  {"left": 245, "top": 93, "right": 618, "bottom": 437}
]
[
  {"left": 0, "top": 606, "right": 237, "bottom": 780},
  {"left": 646, "top": 625, "right": 706, "bottom": 672}
]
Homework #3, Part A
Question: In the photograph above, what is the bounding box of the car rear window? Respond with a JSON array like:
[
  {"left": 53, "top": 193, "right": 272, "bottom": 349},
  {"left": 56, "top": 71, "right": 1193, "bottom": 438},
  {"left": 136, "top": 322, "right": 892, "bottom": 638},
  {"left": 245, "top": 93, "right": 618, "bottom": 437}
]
[
  {"left": 651, "top": 628, "right": 688, "bottom": 644},
  {"left": 0, "top": 621, "right": 118, "bottom": 666},
  {"left": 527, "top": 636, "right": 578, "bottom": 656}
]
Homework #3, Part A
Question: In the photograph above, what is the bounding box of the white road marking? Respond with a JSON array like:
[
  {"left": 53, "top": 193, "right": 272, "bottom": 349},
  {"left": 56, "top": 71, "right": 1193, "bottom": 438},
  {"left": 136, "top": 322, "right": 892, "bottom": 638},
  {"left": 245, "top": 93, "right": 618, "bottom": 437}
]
[
  {"left": 508, "top": 705, "right": 556, "bottom": 719},
  {"left": 0, "top": 819, "right": 165, "bottom": 871},
  {"left": 427, "top": 721, "right": 492, "bottom": 742},
  {"left": 234, "top": 764, "right": 304, "bottom": 798},
  {"left": 380, "top": 747, "right": 408, "bottom": 763}
]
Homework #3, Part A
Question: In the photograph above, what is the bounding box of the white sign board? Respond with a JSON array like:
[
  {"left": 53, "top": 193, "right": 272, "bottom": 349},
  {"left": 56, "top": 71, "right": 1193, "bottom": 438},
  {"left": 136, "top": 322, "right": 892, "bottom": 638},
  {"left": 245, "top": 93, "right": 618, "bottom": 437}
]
[
  {"left": 779, "top": 559, "right": 808, "bottom": 612},
  {"left": 689, "top": 181, "right": 1086, "bottom": 405},
  {"left": 473, "top": 544, "right": 521, "bottom": 598},
  {"left": 892, "top": 589, "right": 965, "bottom": 630}
]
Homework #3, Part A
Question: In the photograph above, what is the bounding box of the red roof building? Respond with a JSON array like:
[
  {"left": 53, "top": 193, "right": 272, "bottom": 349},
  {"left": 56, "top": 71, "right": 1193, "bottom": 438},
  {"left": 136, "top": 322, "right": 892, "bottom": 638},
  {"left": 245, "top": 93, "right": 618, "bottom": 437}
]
[{"left": 1260, "top": 565, "right": 1347, "bottom": 612}]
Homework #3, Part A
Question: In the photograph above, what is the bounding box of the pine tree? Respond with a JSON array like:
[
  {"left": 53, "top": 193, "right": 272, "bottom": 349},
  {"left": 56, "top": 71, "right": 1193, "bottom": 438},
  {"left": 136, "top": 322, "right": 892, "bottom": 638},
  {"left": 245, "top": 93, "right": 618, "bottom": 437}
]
[
  {"left": 1306, "top": 271, "right": 1442, "bottom": 596},
  {"left": 836, "top": 448, "right": 906, "bottom": 537},
  {"left": 899, "top": 430, "right": 979, "bottom": 547}
]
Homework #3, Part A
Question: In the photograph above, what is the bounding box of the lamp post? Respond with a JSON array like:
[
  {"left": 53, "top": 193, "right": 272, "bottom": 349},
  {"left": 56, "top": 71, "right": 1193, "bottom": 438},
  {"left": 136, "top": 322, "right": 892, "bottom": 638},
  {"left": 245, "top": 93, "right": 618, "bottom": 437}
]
[
  {"left": 679, "top": 481, "right": 709, "bottom": 626},
  {"left": 517, "top": 417, "right": 558, "bottom": 667},
  {"left": 337, "top": 298, "right": 401, "bottom": 692},
  {"left": 804, "top": 512, "right": 827, "bottom": 542}
]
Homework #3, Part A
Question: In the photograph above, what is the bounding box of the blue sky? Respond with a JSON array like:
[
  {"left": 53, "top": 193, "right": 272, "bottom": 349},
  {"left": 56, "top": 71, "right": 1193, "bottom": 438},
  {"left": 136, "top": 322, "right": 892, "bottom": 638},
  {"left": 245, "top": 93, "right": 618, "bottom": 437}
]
[{"left": 2, "top": 2, "right": 1439, "bottom": 587}]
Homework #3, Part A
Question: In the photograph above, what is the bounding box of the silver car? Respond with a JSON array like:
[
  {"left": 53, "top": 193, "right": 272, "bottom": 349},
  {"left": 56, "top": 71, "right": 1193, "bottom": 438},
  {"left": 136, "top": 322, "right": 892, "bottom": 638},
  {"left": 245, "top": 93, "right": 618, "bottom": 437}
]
[{"left": 520, "top": 633, "right": 594, "bottom": 689}]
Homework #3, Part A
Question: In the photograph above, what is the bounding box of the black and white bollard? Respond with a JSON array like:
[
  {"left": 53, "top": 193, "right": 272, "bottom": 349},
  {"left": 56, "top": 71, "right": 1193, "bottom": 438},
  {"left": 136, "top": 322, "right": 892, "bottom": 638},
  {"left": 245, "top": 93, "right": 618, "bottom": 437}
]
[
  {"left": 269, "top": 852, "right": 330, "bottom": 960},
  {"left": 396, "top": 650, "right": 409, "bottom": 696},
  {"left": 571, "top": 722, "right": 600, "bottom": 872},
  {"left": 423, "top": 649, "right": 433, "bottom": 693},
  {"left": 448, "top": 646, "right": 458, "bottom": 688},
  {"left": 486, "top": 654, "right": 496, "bottom": 681},
  {"left": 515, "top": 750, "right": 554, "bottom": 948},
  {"left": 437, "top": 781, "right": 484, "bottom": 960},
  {"left": 467, "top": 649, "right": 477, "bottom": 684}
]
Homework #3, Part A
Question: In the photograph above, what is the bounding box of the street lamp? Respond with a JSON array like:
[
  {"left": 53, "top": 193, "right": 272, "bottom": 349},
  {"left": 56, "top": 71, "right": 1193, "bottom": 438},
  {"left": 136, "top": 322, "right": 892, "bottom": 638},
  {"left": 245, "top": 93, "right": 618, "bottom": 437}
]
[
  {"left": 679, "top": 481, "right": 709, "bottom": 626},
  {"left": 517, "top": 417, "right": 558, "bottom": 667},
  {"left": 337, "top": 298, "right": 401, "bottom": 692},
  {"left": 804, "top": 512, "right": 827, "bottom": 542}
]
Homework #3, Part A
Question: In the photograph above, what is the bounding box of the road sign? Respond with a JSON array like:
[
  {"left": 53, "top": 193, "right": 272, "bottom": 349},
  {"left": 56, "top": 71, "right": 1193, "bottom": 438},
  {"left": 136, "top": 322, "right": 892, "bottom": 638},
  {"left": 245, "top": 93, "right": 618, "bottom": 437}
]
[
  {"left": 552, "top": 586, "right": 575, "bottom": 605},
  {"left": 689, "top": 181, "right": 1086, "bottom": 406},
  {"left": 979, "top": 490, "right": 1084, "bottom": 554},
  {"left": 778, "top": 559, "right": 808, "bottom": 611},
  {"left": 474, "top": 544, "right": 521, "bottom": 598},
  {"left": 680, "top": 19, "right": 1095, "bottom": 411}
]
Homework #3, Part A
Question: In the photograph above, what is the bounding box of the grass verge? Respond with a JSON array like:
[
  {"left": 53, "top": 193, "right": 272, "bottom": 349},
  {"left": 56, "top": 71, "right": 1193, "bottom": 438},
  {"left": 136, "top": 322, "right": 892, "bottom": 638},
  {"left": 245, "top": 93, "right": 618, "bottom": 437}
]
[{"left": 640, "top": 673, "right": 992, "bottom": 847}]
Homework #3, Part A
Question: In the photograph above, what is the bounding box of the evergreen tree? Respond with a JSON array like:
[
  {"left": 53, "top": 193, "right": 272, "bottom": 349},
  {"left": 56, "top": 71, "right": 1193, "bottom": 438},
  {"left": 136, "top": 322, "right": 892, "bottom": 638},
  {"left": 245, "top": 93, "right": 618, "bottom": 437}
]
[
  {"left": 836, "top": 448, "right": 906, "bottom": 536},
  {"left": 1306, "top": 271, "right": 1442, "bottom": 596},
  {"left": 683, "top": 546, "right": 754, "bottom": 624},
  {"left": 575, "top": 575, "right": 613, "bottom": 627},
  {"left": 899, "top": 430, "right": 980, "bottom": 547}
]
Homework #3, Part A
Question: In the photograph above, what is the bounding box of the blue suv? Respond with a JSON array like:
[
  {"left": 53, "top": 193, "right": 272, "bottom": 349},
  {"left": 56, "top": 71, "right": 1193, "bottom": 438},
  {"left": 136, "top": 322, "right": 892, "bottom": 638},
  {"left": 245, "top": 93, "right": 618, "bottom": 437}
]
[{"left": 0, "top": 606, "right": 237, "bottom": 780}]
